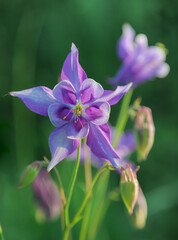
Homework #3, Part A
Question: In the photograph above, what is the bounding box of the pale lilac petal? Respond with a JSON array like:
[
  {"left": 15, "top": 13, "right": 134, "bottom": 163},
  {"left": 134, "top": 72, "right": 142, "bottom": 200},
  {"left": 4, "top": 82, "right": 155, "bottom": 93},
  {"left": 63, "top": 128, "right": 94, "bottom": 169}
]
[
  {"left": 80, "top": 78, "right": 104, "bottom": 104},
  {"left": 66, "top": 117, "right": 89, "bottom": 139},
  {"left": 10, "top": 87, "right": 56, "bottom": 116},
  {"left": 48, "top": 103, "right": 74, "bottom": 127},
  {"left": 86, "top": 123, "right": 120, "bottom": 168},
  {"left": 135, "top": 34, "right": 148, "bottom": 52},
  {"left": 53, "top": 80, "right": 76, "bottom": 105},
  {"left": 85, "top": 101, "right": 110, "bottom": 125},
  {"left": 156, "top": 63, "right": 170, "bottom": 78},
  {"left": 132, "top": 47, "right": 167, "bottom": 84},
  {"left": 117, "top": 131, "right": 136, "bottom": 157},
  {"left": 117, "top": 24, "right": 135, "bottom": 61},
  {"left": 99, "top": 83, "right": 132, "bottom": 106},
  {"left": 47, "top": 124, "right": 79, "bottom": 171},
  {"left": 61, "top": 43, "right": 87, "bottom": 91}
]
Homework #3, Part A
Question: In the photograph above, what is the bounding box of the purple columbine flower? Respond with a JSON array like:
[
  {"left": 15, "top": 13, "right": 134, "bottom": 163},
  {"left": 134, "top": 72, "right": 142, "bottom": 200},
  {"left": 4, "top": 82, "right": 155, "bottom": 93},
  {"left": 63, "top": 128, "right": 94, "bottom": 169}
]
[
  {"left": 10, "top": 43, "right": 132, "bottom": 171},
  {"left": 109, "top": 24, "right": 170, "bottom": 88}
]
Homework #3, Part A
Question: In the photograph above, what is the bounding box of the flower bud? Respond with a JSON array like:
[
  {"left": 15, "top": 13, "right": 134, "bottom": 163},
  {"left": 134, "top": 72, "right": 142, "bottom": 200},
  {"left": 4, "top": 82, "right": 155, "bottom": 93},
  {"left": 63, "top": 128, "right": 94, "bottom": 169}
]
[
  {"left": 32, "top": 168, "right": 61, "bottom": 222},
  {"left": 135, "top": 106, "right": 155, "bottom": 161},
  {"left": 131, "top": 187, "right": 147, "bottom": 229},
  {"left": 120, "top": 165, "right": 139, "bottom": 214}
]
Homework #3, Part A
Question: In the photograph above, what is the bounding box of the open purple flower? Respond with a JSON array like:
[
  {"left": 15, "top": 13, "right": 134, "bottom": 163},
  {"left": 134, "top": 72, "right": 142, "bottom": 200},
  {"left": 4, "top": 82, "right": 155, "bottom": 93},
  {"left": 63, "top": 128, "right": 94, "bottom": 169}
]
[
  {"left": 10, "top": 43, "right": 132, "bottom": 171},
  {"left": 109, "top": 24, "right": 170, "bottom": 88}
]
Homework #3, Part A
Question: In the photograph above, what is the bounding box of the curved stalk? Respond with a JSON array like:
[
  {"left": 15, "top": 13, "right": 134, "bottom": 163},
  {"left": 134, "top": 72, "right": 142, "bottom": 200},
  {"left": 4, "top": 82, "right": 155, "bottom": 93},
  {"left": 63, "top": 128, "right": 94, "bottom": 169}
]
[
  {"left": 63, "top": 140, "right": 81, "bottom": 240},
  {"left": 112, "top": 90, "right": 133, "bottom": 148}
]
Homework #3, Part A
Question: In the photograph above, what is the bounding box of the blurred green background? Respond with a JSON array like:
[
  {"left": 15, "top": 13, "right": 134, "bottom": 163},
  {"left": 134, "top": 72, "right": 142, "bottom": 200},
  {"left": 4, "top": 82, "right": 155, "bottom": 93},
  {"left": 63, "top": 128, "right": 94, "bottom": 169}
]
[{"left": 1, "top": 0, "right": 178, "bottom": 239}]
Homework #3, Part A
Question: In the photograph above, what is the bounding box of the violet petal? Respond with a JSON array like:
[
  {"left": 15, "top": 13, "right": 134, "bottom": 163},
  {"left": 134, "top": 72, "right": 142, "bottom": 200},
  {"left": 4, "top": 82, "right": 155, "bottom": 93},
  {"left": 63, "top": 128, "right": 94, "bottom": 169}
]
[
  {"left": 66, "top": 117, "right": 89, "bottom": 139},
  {"left": 53, "top": 80, "right": 76, "bottom": 105},
  {"left": 80, "top": 78, "right": 104, "bottom": 104},
  {"left": 61, "top": 43, "right": 87, "bottom": 92},
  {"left": 10, "top": 86, "right": 56, "bottom": 116},
  {"left": 48, "top": 103, "right": 74, "bottom": 127},
  {"left": 86, "top": 123, "right": 120, "bottom": 168},
  {"left": 47, "top": 124, "right": 79, "bottom": 171},
  {"left": 117, "top": 23, "right": 135, "bottom": 61},
  {"left": 85, "top": 101, "right": 110, "bottom": 125},
  {"left": 100, "top": 83, "right": 132, "bottom": 106}
]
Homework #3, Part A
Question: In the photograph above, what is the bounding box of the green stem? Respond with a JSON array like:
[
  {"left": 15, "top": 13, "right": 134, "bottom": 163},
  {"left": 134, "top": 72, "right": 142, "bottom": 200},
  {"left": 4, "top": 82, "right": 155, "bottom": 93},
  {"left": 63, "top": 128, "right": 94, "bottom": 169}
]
[
  {"left": 79, "top": 200, "right": 92, "bottom": 240},
  {"left": 112, "top": 90, "right": 133, "bottom": 148},
  {"left": 84, "top": 138, "right": 92, "bottom": 192},
  {"left": 86, "top": 90, "right": 133, "bottom": 240},
  {"left": 63, "top": 140, "right": 81, "bottom": 240},
  {"left": 0, "top": 225, "right": 4, "bottom": 240},
  {"left": 70, "top": 164, "right": 109, "bottom": 229}
]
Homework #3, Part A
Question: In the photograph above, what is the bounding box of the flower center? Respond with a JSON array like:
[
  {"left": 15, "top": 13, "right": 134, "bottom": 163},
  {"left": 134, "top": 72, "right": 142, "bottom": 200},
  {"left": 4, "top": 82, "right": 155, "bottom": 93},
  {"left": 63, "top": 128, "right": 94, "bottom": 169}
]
[{"left": 73, "top": 103, "right": 83, "bottom": 117}]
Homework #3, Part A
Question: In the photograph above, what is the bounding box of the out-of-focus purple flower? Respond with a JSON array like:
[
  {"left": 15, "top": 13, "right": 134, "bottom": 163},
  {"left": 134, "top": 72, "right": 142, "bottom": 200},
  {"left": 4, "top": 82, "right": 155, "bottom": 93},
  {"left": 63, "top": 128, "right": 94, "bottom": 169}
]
[
  {"left": 10, "top": 43, "right": 132, "bottom": 171},
  {"left": 70, "top": 130, "right": 136, "bottom": 170},
  {"left": 109, "top": 24, "right": 170, "bottom": 88},
  {"left": 32, "top": 168, "right": 61, "bottom": 221},
  {"left": 135, "top": 106, "right": 155, "bottom": 161}
]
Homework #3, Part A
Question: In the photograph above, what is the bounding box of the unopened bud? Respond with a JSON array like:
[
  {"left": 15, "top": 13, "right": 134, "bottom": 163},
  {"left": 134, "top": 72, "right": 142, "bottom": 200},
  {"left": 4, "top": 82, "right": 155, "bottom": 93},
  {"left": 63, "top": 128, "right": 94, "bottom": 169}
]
[
  {"left": 120, "top": 165, "right": 139, "bottom": 214},
  {"left": 32, "top": 168, "right": 61, "bottom": 222},
  {"left": 135, "top": 106, "right": 155, "bottom": 161},
  {"left": 131, "top": 187, "right": 147, "bottom": 229}
]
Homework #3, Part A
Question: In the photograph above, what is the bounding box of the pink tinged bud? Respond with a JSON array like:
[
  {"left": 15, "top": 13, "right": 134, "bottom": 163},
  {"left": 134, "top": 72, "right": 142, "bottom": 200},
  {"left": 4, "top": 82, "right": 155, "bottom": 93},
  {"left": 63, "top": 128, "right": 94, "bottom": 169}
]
[
  {"left": 131, "top": 187, "right": 147, "bottom": 229},
  {"left": 32, "top": 169, "right": 61, "bottom": 222},
  {"left": 120, "top": 165, "right": 139, "bottom": 214},
  {"left": 135, "top": 106, "right": 155, "bottom": 161}
]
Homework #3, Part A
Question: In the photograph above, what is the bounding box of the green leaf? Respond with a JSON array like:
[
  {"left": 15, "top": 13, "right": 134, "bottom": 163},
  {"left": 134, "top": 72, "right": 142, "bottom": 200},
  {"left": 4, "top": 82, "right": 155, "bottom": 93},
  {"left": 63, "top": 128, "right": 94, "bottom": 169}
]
[{"left": 18, "top": 161, "right": 44, "bottom": 189}]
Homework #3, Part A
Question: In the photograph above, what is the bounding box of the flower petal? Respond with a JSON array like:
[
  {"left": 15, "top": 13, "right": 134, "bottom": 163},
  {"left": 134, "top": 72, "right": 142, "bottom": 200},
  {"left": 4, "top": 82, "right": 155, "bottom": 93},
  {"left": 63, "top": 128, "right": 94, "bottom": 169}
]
[
  {"left": 80, "top": 78, "right": 104, "bottom": 104},
  {"left": 53, "top": 80, "right": 76, "bottom": 105},
  {"left": 61, "top": 43, "right": 87, "bottom": 91},
  {"left": 135, "top": 34, "right": 148, "bottom": 52},
  {"left": 99, "top": 83, "right": 132, "bottom": 106},
  {"left": 66, "top": 117, "right": 89, "bottom": 139},
  {"left": 156, "top": 62, "right": 170, "bottom": 78},
  {"left": 48, "top": 103, "right": 74, "bottom": 127},
  {"left": 99, "top": 123, "right": 111, "bottom": 141},
  {"left": 117, "top": 131, "right": 136, "bottom": 157},
  {"left": 10, "top": 87, "right": 56, "bottom": 116},
  {"left": 85, "top": 101, "right": 110, "bottom": 125},
  {"left": 47, "top": 124, "right": 79, "bottom": 171},
  {"left": 86, "top": 123, "right": 120, "bottom": 168},
  {"left": 117, "top": 24, "right": 135, "bottom": 61}
]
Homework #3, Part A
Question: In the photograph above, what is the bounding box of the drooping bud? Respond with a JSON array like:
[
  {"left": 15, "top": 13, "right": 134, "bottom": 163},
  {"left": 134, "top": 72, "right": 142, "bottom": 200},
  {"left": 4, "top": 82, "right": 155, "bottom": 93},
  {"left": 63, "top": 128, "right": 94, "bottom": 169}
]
[
  {"left": 135, "top": 106, "right": 155, "bottom": 161},
  {"left": 131, "top": 187, "right": 147, "bottom": 229},
  {"left": 32, "top": 168, "right": 61, "bottom": 222},
  {"left": 120, "top": 165, "right": 139, "bottom": 214},
  {"left": 18, "top": 161, "right": 46, "bottom": 189}
]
